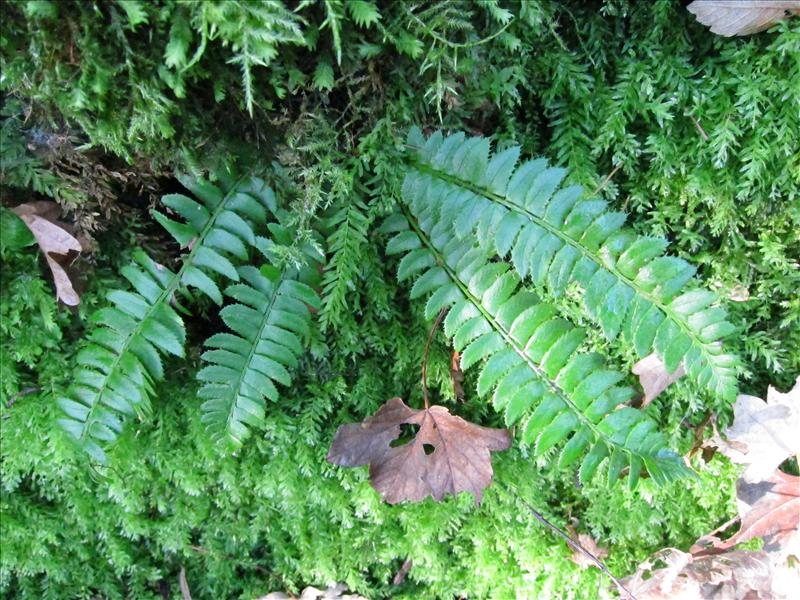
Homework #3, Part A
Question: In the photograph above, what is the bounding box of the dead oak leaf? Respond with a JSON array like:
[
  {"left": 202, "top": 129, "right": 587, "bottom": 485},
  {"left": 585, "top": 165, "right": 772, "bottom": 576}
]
[
  {"left": 622, "top": 547, "right": 782, "bottom": 600},
  {"left": 632, "top": 353, "right": 686, "bottom": 406},
  {"left": 11, "top": 201, "right": 82, "bottom": 306},
  {"left": 711, "top": 378, "right": 800, "bottom": 483},
  {"left": 327, "top": 397, "right": 510, "bottom": 504}
]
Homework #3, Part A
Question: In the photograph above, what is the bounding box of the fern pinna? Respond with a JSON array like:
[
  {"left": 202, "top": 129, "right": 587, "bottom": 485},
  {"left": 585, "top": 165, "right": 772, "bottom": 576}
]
[
  {"left": 385, "top": 209, "right": 690, "bottom": 487},
  {"left": 57, "top": 174, "right": 288, "bottom": 461},
  {"left": 403, "top": 127, "right": 739, "bottom": 404}
]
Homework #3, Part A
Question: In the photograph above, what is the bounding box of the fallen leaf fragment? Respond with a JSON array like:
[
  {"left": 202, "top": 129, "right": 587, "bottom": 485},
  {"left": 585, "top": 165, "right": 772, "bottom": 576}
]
[
  {"left": 692, "top": 470, "right": 800, "bottom": 561},
  {"left": 687, "top": 0, "right": 800, "bottom": 37},
  {"left": 450, "top": 350, "right": 465, "bottom": 401},
  {"left": 327, "top": 397, "right": 510, "bottom": 504},
  {"left": 257, "top": 583, "right": 367, "bottom": 600},
  {"left": 728, "top": 284, "right": 750, "bottom": 302},
  {"left": 710, "top": 378, "right": 800, "bottom": 483},
  {"left": 392, "top": 558, "right": 413, "bottom": 585},
  {"left": 569, "top": 532, "right": 609, "bottom": 570},
  {"left": 11, "top": 201, "right": 82, "bottom": 305},
  {"left": 622, "top": 547, "right": 786, "bottom": 600},
  {"left": 632, "top": 353, "right": 686, "bottom": 406}
]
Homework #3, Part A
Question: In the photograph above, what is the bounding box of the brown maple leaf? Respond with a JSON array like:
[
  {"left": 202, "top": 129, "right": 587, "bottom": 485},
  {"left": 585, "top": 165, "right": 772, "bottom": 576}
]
[{"left": 327, "top": 397, "right": 510, "bottom": 504}]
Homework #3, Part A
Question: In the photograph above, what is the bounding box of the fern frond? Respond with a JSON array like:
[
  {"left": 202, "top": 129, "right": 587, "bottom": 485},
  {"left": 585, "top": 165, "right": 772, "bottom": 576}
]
[
  {"left": 384, "top": 209, "right": 691, "bottom": 487},
  {"left": 403, "top": 127, "right": 739, "bottom": 403},
  {"left": 58, "top": 174, "right": 274, "bottom": 461},
  {"left": 199, "top": 265, "right": 319, "bottom": 447}
]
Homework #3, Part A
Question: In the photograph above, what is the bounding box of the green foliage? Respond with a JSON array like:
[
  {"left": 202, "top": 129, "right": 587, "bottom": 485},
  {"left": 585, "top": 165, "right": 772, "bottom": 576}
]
[
  {"left": 1, "top": 0, "right": 798, "bottom": 598},
  {"left": 404, "top": 127, "right": 740, "bottom": 405}
]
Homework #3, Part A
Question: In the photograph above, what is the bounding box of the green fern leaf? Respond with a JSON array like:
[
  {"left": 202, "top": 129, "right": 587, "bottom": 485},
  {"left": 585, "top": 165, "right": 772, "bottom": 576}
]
[
  {"left": 386, "top": 208, "right": 692, "bottom": 487},
  {"left": 199, "top": 265, "right": 319, "bottom": 447},
  {"left": 403, "top": 128, "right": 739, "bottom": 403}
]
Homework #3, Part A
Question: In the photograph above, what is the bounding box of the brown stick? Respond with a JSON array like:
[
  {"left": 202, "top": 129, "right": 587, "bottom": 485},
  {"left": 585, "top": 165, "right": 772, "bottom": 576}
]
[
  {"left": 690, "top": 115, "right": 709, "bottom": 141},
  {"left": 5, "top": 386, "right": 41, "bottom": 408},
  {"left": 179, "top": 566, "right": 192, "bottom": 600}
]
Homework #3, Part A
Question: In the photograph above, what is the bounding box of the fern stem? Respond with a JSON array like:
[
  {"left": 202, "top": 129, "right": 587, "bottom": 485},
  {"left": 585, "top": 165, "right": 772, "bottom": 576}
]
[
  {"left": 421, "top": 308, "right": 448, "bottom": 410},
  {"left": 403, "top": 208, "right": 623, "bottom": 456},
  {"left": 411, "top": 160, "right": 723, "bottom": 381},
  {"left": 77, "top": 176, "right": 248, "bottom": 444}
]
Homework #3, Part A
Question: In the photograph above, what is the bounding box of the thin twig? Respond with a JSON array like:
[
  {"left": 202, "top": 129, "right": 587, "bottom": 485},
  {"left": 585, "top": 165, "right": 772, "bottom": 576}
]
[
  {"left": 179, "top": 566, "right": 192, "bottom": 600},
  {"left": 421, "top": 308, "right": 448, "bottom": 410},
  {"left": 506, "top": 483, "right": 636, "bottom": 600},
  {"left": 689, "top": 114, "right": 709, "bottom": 141},
  {"left": 593, "top": 164, "right": 622, "bottom": 195},
  {"left": 5, "top": 386, "right": 41, "bottom": 408}
]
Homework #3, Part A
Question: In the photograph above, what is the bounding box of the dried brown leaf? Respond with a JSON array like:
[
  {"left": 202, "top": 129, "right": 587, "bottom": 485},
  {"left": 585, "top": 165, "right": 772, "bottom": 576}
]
[
  {"left": 11, "top": 201, "right": 82, "bottom": 305},
  {"left": 632, "top": 353, "right": 686, "bottom": 406},
  {"left": 692, "top": 470, "right": 800, "bottom": 561},
  {"left": 687, "top": 1, "right": 800, "bottom": 37},
  {"left": 569, "top": 533, "right": 609, "bottom": 570},
  {"left": 623, "top": 376, "right": 800, "bottom": 599},
  {"left": 728, "top": 284, "right": 751, "bottom": 302},
  {"left": 450, "top": 350, "right": 465, "bottom": 401},
  {"left": 622, "top": 547, "right": 788, "bottom": 600},
  {"left": 327, "top": 397, "right": 510, "bottom": 504},
  {"left": 710, "top": 378, "right": 800, "bottom": 483}
]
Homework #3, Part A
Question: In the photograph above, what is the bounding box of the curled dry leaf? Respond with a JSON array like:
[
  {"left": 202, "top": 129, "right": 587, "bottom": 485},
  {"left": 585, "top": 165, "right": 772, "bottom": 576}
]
[
  {"left": 692, "top": 470, "right": 800, "bottom": 561},
  {"left": 632, "top": 352, "right": 686, "bottom": 406},
  {"left": 327, "top": 397, "right": 510, "bottom": 504},
  {"left": 11, "top": 201, "right": 82, "bottom": 306},
  {"left": 687, "top": 0, "right": 800, "bottom": 37},
  {"left": 710, "top": 377, "right": 800, "bottom": 483}
]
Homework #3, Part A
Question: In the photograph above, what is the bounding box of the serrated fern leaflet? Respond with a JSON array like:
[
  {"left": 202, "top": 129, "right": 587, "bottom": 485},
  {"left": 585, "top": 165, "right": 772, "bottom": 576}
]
[
  {"left": 58, "top": 174, "right": 277, "bottom": 462},
  {"left": 403, "top": 127, "right": 739, "bottom": 403},
  {"left": 384, "top": 208, "right": 691, "bottom": 487}
]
